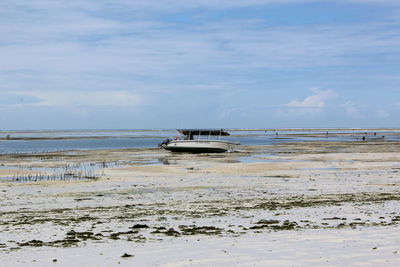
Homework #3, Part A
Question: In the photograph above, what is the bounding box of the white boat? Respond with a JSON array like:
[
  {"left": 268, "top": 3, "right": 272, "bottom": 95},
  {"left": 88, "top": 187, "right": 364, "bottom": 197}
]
[{"left": 159, "top": 129, "right": 239, "bottom": 153}]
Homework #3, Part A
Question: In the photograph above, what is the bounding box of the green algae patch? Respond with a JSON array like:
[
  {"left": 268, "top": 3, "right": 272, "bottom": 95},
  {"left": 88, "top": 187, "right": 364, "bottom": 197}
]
[
  {"left": 151, "top": 227, "right": 181, "bottom": 237},
  {"left": 66, "top": 230, "right": 101, "bottom": 241},
  {"left": 19, "top": 240, "right": 45, "bottom": 247},
  {"left": 249, "top": 220, "right": 298, "bottom": 231},
  {"left": 178, "top": 225, "right": 223, "bottom": 235},
  {"left": 18, "top": 237, "right": 81, "bottom": 248}
]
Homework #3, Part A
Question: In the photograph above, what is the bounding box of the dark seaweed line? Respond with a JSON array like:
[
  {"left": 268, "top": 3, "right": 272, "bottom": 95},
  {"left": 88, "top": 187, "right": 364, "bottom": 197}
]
[{"left": 2, "top": 192, "right": 400, "bottom": 225}]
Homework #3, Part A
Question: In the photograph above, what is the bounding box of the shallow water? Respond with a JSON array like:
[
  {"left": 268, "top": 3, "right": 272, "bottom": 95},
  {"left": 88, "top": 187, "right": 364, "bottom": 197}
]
[
  {"left": 0, "top": 137, "right": 162, "bottom": 154},
  {"left": 0, "top": 129, "right": 399, "bottom": 154}
]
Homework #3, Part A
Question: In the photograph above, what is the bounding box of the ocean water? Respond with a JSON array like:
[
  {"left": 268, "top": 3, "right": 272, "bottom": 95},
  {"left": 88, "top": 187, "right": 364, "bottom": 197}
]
[{"left": 0, "top": 129, "right": 399, "bottom": 154}]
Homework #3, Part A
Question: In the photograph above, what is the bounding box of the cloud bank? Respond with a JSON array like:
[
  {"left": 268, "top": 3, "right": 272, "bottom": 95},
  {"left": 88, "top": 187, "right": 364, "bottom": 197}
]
[
  {"left": 285, "top": 88, "right": 337, "bottom": 109},
  {"left": 1, "top": 0, "right": 399, "bottom": 129}
]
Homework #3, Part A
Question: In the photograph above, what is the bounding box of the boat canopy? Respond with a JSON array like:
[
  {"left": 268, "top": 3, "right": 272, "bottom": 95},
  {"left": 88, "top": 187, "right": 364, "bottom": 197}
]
[{"left": 177, "top": 129, "right": 230, "bottom": 136}]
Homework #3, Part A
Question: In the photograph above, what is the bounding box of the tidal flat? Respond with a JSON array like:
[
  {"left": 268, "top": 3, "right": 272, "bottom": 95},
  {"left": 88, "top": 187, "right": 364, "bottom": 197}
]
[{"left": 1, "top": 135, "right": 400, "bottom": 266}]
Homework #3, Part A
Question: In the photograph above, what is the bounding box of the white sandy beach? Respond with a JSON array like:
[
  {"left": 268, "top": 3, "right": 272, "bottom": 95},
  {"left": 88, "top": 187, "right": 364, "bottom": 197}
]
[{"left": 1, "top": 139, "right": 400, "bottom": 266}]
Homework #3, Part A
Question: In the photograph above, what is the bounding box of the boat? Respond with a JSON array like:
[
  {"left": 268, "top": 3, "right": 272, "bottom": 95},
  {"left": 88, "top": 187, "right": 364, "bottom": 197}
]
[{"left": 159, "top": 129, "right": 239, "bottom": 153}]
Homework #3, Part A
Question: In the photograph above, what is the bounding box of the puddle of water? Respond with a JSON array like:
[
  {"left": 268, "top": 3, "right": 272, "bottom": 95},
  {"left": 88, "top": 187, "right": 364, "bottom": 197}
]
[
  {"left": 239, "top": 154, "right": 275, "bottom": 163},
  {"left": 297, "top": 167, "right": 338, "bottom": 171},
  {"left": 154, "top": 158, "right": 178, "bottom": 165},
  {"left": 239, "top": 154, "right": 308, "bottom": 164}
]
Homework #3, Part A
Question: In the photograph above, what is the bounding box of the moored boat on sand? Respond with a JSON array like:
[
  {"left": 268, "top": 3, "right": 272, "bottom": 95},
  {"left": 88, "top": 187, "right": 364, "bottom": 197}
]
[{"left": 159, "top": 129, "right": 239, "bottom": 153}]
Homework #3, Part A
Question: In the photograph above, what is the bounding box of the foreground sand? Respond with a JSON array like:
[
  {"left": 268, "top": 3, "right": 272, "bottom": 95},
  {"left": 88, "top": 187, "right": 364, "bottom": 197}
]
[{"left": 1, "top": 139, "right": 400, "bottom": 266}]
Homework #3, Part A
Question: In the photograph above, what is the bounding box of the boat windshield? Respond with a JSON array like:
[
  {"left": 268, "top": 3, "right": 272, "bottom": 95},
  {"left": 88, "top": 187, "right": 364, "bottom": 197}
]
[{"left": 177, "top": 129, "right": 229, "bottom": 140}]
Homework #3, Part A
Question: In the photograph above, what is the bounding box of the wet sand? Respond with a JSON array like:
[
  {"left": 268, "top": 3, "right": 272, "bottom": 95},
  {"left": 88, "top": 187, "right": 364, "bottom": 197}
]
[{"left": 1, "top": 138, "right": 400, "bottom": 266}]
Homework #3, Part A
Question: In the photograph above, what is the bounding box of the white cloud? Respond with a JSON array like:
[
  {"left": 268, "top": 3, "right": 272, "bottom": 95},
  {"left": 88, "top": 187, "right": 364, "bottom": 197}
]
[
  {"left": 274, "top": 88, "right": 337, "bottom": 119},
  {"left": 274, "top": 107, "right": 319, "bottom": 118},
  {"left": 0, "top": 0, "right": 316, "bottom": 15},
  {"left": 285, "top": 88, "right": 337, "bottom": 109},
  {"left": 342, "top": 101, "right": 363, "bottom": 118},
  {"left": 1, "top": 0, "right": 400, "bottom": 76},
  {"left": 5, "top": 0, "right": 396, "bottom": 14},
  {"left": 3, "top": 91, "right": 142, "bottom": 108},
  {"left": 375, "top": 109, "right": 389, "bottom": 118},
  {"left": 349, "top": 0, "right": 400, "bottom": 5},
  {"left": 217, "top": 107, "right": 243, "bottom": 119}
]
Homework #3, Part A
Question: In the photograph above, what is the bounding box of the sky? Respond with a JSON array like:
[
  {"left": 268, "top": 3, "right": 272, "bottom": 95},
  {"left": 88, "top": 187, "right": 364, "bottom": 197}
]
[{"left": 0, "top": 0, "right": 399, "bottom": 130}]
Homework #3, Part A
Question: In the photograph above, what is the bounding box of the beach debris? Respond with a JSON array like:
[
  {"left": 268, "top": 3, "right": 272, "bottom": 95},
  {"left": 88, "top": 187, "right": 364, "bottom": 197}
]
[
  {"left": 130, "top": 224, "right": 149, "bottom": 229},
  {"left": 121, "top": 253, "right": 134, "bottom": 258}
]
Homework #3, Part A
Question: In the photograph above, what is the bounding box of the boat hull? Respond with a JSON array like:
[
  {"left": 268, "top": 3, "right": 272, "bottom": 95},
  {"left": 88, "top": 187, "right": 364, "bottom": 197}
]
[{"left": 163, "top": 140, "right": 237, "bottom": 153}]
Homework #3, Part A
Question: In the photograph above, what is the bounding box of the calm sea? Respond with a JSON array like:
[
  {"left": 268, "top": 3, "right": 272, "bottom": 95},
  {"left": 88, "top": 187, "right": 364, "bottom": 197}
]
[{"left": 0, "top": 129, "right": 398, "bottom": 154}]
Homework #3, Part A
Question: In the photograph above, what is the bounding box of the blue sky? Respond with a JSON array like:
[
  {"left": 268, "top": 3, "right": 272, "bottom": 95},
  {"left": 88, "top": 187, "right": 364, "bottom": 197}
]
[{"left": 0, "top": 0, "right": 399, "bottom": 130}]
